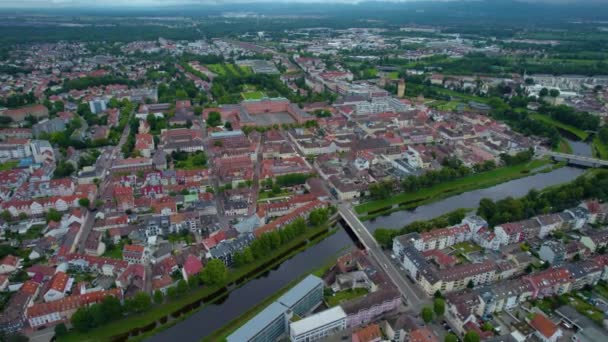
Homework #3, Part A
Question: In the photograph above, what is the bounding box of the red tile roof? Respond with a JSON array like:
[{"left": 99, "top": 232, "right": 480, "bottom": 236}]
[
  {"left": 530, "top": 313, "right": 559, "bottom": 338},
  {"left": 183, "top": 254, "right": 202, "bottom": 278}
]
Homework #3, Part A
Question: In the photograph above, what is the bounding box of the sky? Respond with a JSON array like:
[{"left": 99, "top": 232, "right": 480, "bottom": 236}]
[{"left": 0, "top": 0, "right": 606, "bottom": 8}]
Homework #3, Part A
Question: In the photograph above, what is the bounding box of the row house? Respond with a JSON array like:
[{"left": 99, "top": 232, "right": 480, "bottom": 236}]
[
  {"left": 524, "top": 268, "right": 572, "bottom": 299},
  {"left": 412, "top": 224, "right": 473, "bottom": 251},
  {"left": 477, "top": 279, "right": 533, "bottom": 317},
  {"left": 27, "top": 288, "right": 122, "bottom": 329},
  {"left": 13, "top": 178, "right": 75, "bottom": 200},
  {"left": 341, "top": 287, "right": 401, "bottom": 328},
  {"left": 1, "top": 195, "right": 80, "bottom": 217},
  {"left": 444, "top": 291, "right": 483, "bottom": 337},
  {"left": 122, "top": 244, "right": 149, "bottom": 264},
  {"left": 254, "top": 200, "right": 328, "bottom": 238},
  {"left": 43, "top": 271, "right": 73, "bottom": 302},
  {"left": 64, "top": 254, "right": 128, "bottom": 276}
]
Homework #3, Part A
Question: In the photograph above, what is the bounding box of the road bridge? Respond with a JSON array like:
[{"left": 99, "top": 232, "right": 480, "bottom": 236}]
[
  {"left": 337, "top": 204, "right": 428, "bottom": 310},
  {"left": 539, "top": 151, "right": 608, "bottom": 168}
]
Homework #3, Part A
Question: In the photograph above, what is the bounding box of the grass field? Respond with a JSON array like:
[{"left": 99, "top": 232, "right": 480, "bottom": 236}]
[
  {"left": 0, "top": 161, "right": 18, "bottom": 171},
  {"left": 60, "top": 225, "right": 334, "bottom": 342},
  {"left": 530, "top": 113, "right": 590, "bottom": 140},
  {"left": 241, "top": 91, "right": 266, "bottom": 100},
  {"left": 386, "top": 71, "right": 399, "bottom": 80},
  {"left": 206, "top": 63, "right": 252, "bottom": 77},
  {"left": 355, "top": 159, "right": 551, "bottom": 217}
]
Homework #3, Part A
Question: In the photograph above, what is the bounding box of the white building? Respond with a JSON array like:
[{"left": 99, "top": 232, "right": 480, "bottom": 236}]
[{"left": 289, "top": 306, "right": 347, "bottom": 342}]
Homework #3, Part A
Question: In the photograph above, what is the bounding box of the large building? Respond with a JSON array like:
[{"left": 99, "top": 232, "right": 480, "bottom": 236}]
[
  {"left": 227, "top": 275, "right": 324, "bottom": 342},
  {"left": 289, "top": 306, "right": 347, "bottom": 342}
]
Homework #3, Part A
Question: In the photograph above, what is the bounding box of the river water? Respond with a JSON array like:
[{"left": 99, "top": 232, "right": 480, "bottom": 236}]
[
  {"left": 147, "top": 229, "right": 353, "bottom": 342},
  {"left": 565, "top": 138, "right": 593, "bottom": 157},
  {"left": 365, "top": 166, "right": 585, "bottom": 231},
  {"left": 146, "top": 166, "right": 585, "bottom": 342}
]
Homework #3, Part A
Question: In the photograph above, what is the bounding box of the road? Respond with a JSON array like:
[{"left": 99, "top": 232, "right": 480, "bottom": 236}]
[
  {"left": 338, "top": 203, "right": 429, "bottom": 311},
  {"left": 76, "top": 123, "right": 131, "bottom": 254}
]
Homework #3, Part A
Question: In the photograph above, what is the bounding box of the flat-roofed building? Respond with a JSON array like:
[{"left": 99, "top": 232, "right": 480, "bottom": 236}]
[
  {"left": 227, "top": 301, "right": 289, "bottom": 342},
  {"left": 289, "top": 306, "right": 347, "bottom": 342},
  {"left": 277, "top": 274, "right": 323, "bottom": 316}
]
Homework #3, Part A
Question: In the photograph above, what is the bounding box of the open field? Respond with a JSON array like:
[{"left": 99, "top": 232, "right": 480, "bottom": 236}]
[
  {"left": 206, "top": 63, "right": 252, "bottom": 77},
  {"left": 355, "top": 159, "right": 552, "bottom": 217}
]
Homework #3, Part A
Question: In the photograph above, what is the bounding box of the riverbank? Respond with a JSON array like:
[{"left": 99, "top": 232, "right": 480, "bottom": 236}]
[
  {"left": 202, "top": 252, "right": 344, "bottom": 342},
  {"left": 593, "top": 136, "right": 608, "bottom": 160},
  {"left": 556, "top": 138, "right": 573, "bottom": 153},
  {"left": 59, "top": 224, "right": 336, "bottom": 342},
  {"left": 530, "top": 113, "right": 590, "bottom": 141},
  {"left": 355, "top": 159, "right": 553, "bottom": 220}
]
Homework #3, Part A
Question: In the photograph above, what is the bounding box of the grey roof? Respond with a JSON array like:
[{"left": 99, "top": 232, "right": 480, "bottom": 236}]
[
  {"left": 226, "top": 301, "right": 288, "bottom": 342},
  {"left": 277, "top": 274, "right": 323, "bottom": 308}
]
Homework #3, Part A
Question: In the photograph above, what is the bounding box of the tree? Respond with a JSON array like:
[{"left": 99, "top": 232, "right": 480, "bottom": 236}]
[
  {"left": 54, "top": 323, "right": 68, "bottom": 337},
  {"left": 206, "top": 111, "right": 222, "bottom": 127},
  {"left": 127, "top": 292, "right": 151, "bottom": 313},
  {"left": 308, "top": 208, "right": 329, "bottom": 226},
  {"left": 549, "top": 89, "right": 560, "bottom": 98},
  {"left": 467, "top": 280, "right": 475, "bottom": 289},
  {"left": 482, "top": 322, "right": 494, "bottom": 331},
  {"left": 434, "top": 298, "right": 445, "bottom": 316},
  {"left": 78, "top": 198, "right": 90, "bottom": 208},
  {"left": 421, "top": 306, "right": 434, "bottom": 323},
  {"left": 177, "top": 279, "right": 188, "bottom": 294},
  {"left": 200, "top": 259, "right": 228, "bottom": 285},
  {"left": 464, "top": 331, "right": 480, "bottom": 342},
  {"left": 445, "top": 333, "right": 459, "bottom": 342},
  {"left": 45, "top": 209, "right": 62, "bottom": 223},
  {"left": 539, "top": 88, "right": 549, "bottom": 97},
  {"left": 71, "top": 307, "right": 93, "bottom": 331}
]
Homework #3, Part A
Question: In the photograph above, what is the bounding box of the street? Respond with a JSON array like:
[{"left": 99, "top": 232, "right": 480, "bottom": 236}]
[{"left": 337, "top": 203, "right": 430, "bottom": 312}]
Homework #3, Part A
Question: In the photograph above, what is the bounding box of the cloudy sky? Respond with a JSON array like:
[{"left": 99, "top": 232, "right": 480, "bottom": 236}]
[{"left": 0, "top": 0, "right": 605, "bottom": 8}]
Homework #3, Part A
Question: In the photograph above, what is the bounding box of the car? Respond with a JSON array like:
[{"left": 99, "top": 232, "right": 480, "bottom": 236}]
[{"left": 562, "top": 321, "right": 573, "bottom": 329}]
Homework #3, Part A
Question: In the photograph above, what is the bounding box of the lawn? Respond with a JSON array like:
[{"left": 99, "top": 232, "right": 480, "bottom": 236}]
[
  {"left": 102, "top": 241, "right": 125, "bottom": 260},
  {"left": 258, "top": 190, "right": 290, "bottom": 201},
  {"left": 530, "top": 113, "right": 590, "bottom": 141},
  {"left": 355, "top": 158, "right": 551, "bottom": 216},
  {"left": 325, "top": 288, "right": 369, "bottom": 307},
  {"left": 431, "top": 86, "right": 491, "bottom": 104},
  {"left": 0, "top": 161, "right": 18, "bottom": 171},
  {"left": 452, "top": 241, "right": 482, "bottom": 254},
  {"left": 59, "top": 224, "right": 334, "bottom": 342},
  {"left": 567, "top": 294, "right": 605, "bottom": 323},
  {"left": 206, "top": 63, "right": 251, "bottom": 77},
  {"left": 386, "top": 71, "right": 399, "bottom": 80},
  {"left": 174, "top": 151, "right": 208, "bottom": 170},
  {"left": 593, "top": 136, "right": 608, "bottom": 160},
  {"left": 241, "top": 91, "right": 266, "bottom": 100},
  {"left": 437, "top": 101, "right": 462, "bottom": 112},
  {"left": 594, "top": 282, "right": 608, "bottom": 300}
]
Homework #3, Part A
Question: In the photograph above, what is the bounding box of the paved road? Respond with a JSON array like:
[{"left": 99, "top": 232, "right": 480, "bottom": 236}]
[
  {"left": 76, "top": 123, "right": 131, "bottom": 254},
  {"left": 338, "top": 203, "right": 429, "bottom": 311}
]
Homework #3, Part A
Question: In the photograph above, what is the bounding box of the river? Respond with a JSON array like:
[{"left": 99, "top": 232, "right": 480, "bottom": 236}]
[
  {"left": 364, "top": 166, "right": 586, "bottom": 231},
  {"left": 146, "top": 166, "right": 585, "bottom": 342},
  {"left": 565, "top": 138, "right": 593, "bottom": 157}
]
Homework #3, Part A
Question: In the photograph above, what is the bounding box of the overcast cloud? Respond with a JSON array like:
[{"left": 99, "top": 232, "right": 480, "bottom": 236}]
[{"left": 1, "top": 0, "right": 606, "bottom": 8}]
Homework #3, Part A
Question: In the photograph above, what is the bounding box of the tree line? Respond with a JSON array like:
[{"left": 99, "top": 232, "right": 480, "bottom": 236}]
[
  {"left": 233, "top": 208, "right": 332, "bottom": 267},
  {"left": 477, "top": 170, "right": 608, "bottom": 227}
]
